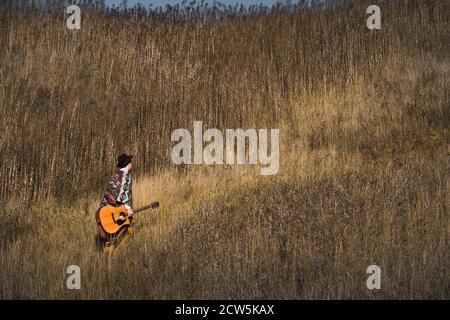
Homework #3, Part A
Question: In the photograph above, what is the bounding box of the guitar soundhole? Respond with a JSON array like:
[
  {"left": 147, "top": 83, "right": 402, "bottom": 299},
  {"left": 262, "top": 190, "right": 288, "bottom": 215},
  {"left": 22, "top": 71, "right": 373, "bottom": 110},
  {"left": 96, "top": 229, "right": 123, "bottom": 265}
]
[{"left": 116, "top": 212, "right": 127, "bottom": 225}]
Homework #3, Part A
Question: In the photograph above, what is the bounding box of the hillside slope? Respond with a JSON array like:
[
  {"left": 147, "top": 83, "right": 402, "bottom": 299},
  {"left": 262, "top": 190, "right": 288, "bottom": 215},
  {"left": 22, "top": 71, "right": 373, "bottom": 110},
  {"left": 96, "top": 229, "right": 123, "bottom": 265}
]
[{"left": 0, "top": 1, "right": 449, "bottom": 299}]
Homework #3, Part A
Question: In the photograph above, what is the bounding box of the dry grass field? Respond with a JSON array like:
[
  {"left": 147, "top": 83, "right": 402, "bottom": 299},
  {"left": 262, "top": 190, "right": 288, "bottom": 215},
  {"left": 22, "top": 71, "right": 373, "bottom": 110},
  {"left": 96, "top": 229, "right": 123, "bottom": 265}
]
[{"left": 0, "top": 0, "right": 448, "bottom": 299}]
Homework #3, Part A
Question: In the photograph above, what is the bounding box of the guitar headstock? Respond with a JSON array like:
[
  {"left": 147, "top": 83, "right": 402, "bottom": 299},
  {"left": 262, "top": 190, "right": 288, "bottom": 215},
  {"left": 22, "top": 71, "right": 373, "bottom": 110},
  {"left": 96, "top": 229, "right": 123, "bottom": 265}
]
[{"left": 150, "top": 201, "right": 159, "bottom": 209}]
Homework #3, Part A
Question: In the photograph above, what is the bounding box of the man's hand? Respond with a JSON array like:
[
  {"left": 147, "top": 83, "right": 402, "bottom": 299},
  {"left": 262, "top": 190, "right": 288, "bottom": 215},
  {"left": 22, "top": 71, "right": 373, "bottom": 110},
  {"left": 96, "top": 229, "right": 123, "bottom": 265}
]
[{"left": 127, "top": 207, "right": 134, "bottom": 217}]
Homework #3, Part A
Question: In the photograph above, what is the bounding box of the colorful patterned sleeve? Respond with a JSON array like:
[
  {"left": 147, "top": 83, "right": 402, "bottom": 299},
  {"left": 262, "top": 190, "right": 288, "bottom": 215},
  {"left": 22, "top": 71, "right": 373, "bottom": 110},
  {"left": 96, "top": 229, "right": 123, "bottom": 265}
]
[
  {"left": 117, "top": 171, "right": 132, "bottom": 209},
  {"left": 100, "top": 171, "right": 123, "bottom": 207}
]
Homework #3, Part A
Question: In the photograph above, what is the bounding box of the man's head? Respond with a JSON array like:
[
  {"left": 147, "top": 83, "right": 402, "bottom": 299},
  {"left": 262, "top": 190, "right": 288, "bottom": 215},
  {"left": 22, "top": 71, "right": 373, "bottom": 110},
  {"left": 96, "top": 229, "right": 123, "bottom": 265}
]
[{"left": 117, "top": 153, "right": 133, "bottom": 171}]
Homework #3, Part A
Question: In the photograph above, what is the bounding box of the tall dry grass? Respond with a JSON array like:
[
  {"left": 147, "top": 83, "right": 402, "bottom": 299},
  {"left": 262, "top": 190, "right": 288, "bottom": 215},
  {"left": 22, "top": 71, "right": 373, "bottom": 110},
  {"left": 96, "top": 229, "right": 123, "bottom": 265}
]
[{"left": 0, "top": 0, "right": 448, "bottom": 299}]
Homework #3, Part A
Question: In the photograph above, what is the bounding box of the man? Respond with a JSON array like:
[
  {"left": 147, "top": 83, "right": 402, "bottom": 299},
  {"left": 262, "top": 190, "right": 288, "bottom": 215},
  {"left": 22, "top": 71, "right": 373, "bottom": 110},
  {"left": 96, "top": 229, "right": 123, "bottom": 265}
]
[{"left": 96, "top": 153, "right": 134, "bottom": 254}]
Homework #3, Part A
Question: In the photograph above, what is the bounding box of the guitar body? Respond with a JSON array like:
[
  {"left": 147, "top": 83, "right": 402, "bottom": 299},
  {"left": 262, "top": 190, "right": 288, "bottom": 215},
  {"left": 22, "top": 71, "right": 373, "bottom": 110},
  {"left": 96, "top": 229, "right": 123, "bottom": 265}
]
[
  {"left": 97, "top": 204, "right": 131, "bottom": 235},
  {"left": 96, "top": 201, "right": 159, "bottom": 237}
]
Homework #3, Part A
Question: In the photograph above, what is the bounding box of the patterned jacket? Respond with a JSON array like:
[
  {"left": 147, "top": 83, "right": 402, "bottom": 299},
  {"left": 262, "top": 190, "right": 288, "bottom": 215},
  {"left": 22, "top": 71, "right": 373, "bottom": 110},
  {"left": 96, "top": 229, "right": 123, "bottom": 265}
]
[{"left": 100, "top": 168, "right": 133, "bottom": 209}]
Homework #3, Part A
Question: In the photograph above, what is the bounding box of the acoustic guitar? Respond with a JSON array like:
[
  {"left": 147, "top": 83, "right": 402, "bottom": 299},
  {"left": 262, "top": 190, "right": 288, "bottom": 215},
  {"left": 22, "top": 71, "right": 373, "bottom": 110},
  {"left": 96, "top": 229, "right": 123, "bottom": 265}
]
[{"left": 97, "top": 201, "right": 159, "bottom": 235}]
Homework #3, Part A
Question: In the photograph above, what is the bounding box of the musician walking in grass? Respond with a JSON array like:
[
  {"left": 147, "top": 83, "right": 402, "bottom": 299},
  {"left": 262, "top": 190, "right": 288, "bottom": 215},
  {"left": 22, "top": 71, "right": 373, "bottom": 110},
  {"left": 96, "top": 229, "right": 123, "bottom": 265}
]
[{"left": 96, "top": 153, "right": 134, "bottom": 254}]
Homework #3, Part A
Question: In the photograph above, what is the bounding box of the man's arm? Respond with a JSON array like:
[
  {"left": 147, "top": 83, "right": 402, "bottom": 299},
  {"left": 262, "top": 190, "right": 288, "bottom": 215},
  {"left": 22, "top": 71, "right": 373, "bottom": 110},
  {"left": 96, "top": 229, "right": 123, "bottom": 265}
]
[
  {"left": 117, "top": 171, "right": 133, "bottom": 216},
  {"left": 104, "top": 173, "right": 121, "bottom": 205}
]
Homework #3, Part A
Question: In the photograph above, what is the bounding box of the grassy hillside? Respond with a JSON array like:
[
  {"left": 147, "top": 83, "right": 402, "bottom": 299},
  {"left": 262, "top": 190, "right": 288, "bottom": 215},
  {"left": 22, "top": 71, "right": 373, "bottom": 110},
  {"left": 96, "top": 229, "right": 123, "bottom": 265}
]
[{"left": 0, "top": 0, "right": 448, "bottom": 298}]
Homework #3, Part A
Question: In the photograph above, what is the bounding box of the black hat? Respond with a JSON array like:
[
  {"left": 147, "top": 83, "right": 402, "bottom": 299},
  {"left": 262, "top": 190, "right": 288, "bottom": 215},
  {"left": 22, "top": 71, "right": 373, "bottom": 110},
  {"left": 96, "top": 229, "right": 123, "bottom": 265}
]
[{"left": 117, "top": 154, "right": 133, "bottom": 168}]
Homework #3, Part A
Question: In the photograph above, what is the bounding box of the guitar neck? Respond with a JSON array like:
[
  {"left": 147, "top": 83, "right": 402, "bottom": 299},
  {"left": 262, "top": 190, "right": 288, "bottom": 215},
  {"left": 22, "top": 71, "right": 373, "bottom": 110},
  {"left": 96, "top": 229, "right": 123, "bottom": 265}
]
[
  {"left": 129, "top": 201, "right": 159, "bottom": 214},
  {"left": 134, "top": 205, "right": 152, "bottom": 214}
]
